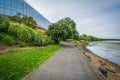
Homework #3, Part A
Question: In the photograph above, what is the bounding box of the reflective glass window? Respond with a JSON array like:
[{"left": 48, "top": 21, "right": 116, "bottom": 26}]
[
  {"left": 5, "top": 9, "right": 10, "bottom": 16},
  {"left": 17, "top": 0, "right": 22, "bottom": 4},
  {"left": 0, "top": 8, "right": 4, "bottom": 15},
  {"left": 24, "top": 3, "right": 27, "bottom": 10},
  {"left": 12, "top": 1, "right": 17, "bottom": 8},
  {"left": 17, "top": 9, "right": 23, "bottom": 15},
  {"left": 29, "top": 8, "right": 33, "bottom": 17},
  {"left": 5, "top": 5, "right": 11, "bottom": 9},
  {"left": 16, "top": 12, "right": 23, "bottom": 17},
  {"left": 26, "top": 5, "right": 30, "bottom": 16},
  {"left": 0, "top": 0, "right": 4, "bottom": 4},
  {"left": 18, "top": 2, "right": 23, "bottom": 9},
  {"left": 5, "top": 0, "right": 11, "bottom": 6},
  {"left": 11, "top": 10, "right": 17, "bottom": 16},
  {"left": 0, "top": 3, "right": 4, "bottom": 8},
  {"left": 24, "top": 9, "right": 27, "bottom": 16}
]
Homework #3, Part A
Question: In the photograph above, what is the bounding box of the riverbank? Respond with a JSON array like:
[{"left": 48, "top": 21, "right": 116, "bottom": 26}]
[{"left": 77, "top": 43, "right": 120, "bottom": 80}]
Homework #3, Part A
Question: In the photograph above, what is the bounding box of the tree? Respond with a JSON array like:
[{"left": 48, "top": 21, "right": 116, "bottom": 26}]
[
  {"left": 58, "top": 17, "right": 79, "bottom": 40},
  {"left": 22, "top": 16, "right": 37, "bottom": 29},
  {"left": 47, "top": 22, "right": 72, "bottom": 44},
  {"left": 47, "top": 17, "right": 79, "bottom": 44},
  {"left": 79, "top": 34, "right": 100, "bottom": 41},
  {"left": 9, "top": 15, "right": 22, "bottom": 23}
]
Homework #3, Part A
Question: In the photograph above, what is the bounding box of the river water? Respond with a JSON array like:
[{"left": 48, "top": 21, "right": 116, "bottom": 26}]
[{"left": 87, "top": 41, "right": 120, "bottom": 65}]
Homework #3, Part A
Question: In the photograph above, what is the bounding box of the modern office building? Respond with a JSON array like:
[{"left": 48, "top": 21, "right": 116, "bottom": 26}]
[{"left": 0, "top": 0, "right": 50, "bottom": 28}]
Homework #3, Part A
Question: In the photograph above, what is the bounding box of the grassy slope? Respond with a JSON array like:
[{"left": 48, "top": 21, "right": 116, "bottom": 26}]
[{"left": 0, "top": 45, "right": 62, "bottom": 80}]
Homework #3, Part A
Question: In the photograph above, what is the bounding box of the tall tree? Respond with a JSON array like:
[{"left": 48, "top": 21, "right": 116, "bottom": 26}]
[
  {"left": 47, "top": 17, "right": 79, "bottom": 44},
  {"left": 58, "top": 17, "right": 79, "bottom": 39},
  {"left": 47, "top": 22, "right": 72, "bottom": 44}
]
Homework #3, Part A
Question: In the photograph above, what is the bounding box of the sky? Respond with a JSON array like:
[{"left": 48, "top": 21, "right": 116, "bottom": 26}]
[{"left": 24, "top": 0, "right": 120, "bottom": 39}]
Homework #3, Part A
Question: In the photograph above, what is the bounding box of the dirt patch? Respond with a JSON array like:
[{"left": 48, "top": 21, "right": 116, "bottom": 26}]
[
  {"left": 0, "top": 42, "right": 19, "bottom": 52},
  {"left": 0, "top": 42, "right": 41, "bottom": 52},
  {"left": 77, "top": 44, "right": 120, "bottom": 80}
]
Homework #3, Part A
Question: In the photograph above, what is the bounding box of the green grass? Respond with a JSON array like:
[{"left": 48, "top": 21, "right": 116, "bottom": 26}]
[{"left": 0, "top": 45, "right": 62, "bottom": 80}]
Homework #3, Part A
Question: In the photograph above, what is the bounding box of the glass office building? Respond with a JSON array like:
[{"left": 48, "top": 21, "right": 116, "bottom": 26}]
[{"left": 0, "top": 0, "right": 50, "bottom": 28}]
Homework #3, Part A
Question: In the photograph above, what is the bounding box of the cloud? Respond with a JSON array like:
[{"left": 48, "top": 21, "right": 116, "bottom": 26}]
[{"left": 24, "top": 0, "right": 120, "bottom": 38}]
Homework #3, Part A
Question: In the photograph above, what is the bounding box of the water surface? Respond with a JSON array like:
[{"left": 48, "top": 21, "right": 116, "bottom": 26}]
[{"left": 87, "top": 41, "right": 120, "bottom": 65}]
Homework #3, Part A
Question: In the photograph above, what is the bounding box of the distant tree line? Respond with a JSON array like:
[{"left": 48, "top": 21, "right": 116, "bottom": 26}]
[{"left": 79, "top": 34, "right": 100, "bottom": 41}]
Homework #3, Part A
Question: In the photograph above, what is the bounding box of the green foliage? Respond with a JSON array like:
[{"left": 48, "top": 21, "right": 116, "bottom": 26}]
[
  {"left": 0, "top": 20, "right": 10, "bottom": 33},
  {"left": 34, "top": 30, "right": 42, "bottom": 43},
  {"left": 58, "top": 17, "right": 79, "bottom": 40},
  {"left": 79, "top": 34, "right": 100, "bottom": 41},
  {"left": 0, "top": 16, "right": 11, "bottom": 33},
  {"left": 47, "top": 17, "right": 79, "bottom": 44},
  {"left": 0, "top": 15, "right": 4, "bottom": 24},
  {"left": 47, "top": 23, "right": 70, "bottom": 44},
  {"left": 9, "top": 15, "right": 22, "bottom": 23},
  {"left": 0, "top": 15, "right": 52, "bottom": 46},
  {"left": 41, "top": 34, "right": 53, "bottom": 45},
  {"left": 8, "top": 22, "right": 21, "bottom": 37},
  {"left": 8, "top": 23, "right": 33, "bottom": 42},
  {"left": 18, "top": 25, "right": 33, "bottom": 42},
  {"left": 9, "top": 16, "right": 37, "bottom": 29},
  {"left": 0, "top": 45, "right": 62, "bottom": 80},
  {"left": 0, "top": 33, "right": 15, "bottom": 45},
  {"left": 22, "top": 16, "right": 37, "bottom": 29},
  {"left": 18, "top": 42, "right": 27, "bottom": 47}
]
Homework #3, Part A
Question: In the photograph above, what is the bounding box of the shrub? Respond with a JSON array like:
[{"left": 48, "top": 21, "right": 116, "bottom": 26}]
[
  {"left": 41, "top": 34, "right": 54, "bottom": 45},
  {"left": 3, "top": 35, "right": 15, "bottom": 45},
  {"left": 0, "top": 33, "right": 15, "bottom": 45},
  {"left": 0, "top": 19, "right": 10, "bottom": 33},
  {"left": 0, "top": 14, "right": 4, "bottom": 23},
  {"left": 8, "top": 22, "right": 21, "bottom": 37},
  {"left": 26, "top": 27, "right": 36, "bottom": 41},
  {"left": 18, "top": 42, "right": 27, "bottom": 47},
  {"left": 33, "top": 30, "right": 42, "bottom": 45},
  {"left": 8, "top": 23, "right": 33, "bottom": 42},
  {"left": 18, "top": 26, "right": 33, "bottom": 42}
]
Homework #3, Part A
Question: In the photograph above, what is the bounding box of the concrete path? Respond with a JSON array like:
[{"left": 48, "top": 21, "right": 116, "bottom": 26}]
[{"left": 25, "top": 43, "right": 102, "bottom": 80}]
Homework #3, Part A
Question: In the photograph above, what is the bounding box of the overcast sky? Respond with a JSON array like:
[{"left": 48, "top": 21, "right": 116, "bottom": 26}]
[{"left": 24, "top": 0, "right": 120, "bottom": 39}]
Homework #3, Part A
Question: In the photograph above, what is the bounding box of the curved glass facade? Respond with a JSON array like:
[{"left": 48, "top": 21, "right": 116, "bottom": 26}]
[{"left": 0, "top": 0, "right": 50, "bottom": 28}]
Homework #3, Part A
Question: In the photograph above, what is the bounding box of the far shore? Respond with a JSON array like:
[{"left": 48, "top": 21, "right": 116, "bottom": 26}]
[{"left": 77, "top": 44, "right": 120, "bottom": 80}]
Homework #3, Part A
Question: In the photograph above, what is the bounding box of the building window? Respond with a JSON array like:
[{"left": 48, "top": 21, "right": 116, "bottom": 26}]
[
  {"left": 5, "top": 9, "right": 11, "bottom": 16},
  {"left": 0, "top": 8, "right": 4, "bottom": 15},
  {"left": 0, "top": 3, "right": 4, "bottom": 8},
  {"left": 5, "top": 0, "right": 10, "bottom": 6},
  {"left": 0, "top": 0, "right": 4, "bottom": 4}
]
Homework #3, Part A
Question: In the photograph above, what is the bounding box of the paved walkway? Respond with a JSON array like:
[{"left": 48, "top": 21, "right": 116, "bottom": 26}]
[{"left": 25, "top": 43, "right": 102, "bottom": 80}]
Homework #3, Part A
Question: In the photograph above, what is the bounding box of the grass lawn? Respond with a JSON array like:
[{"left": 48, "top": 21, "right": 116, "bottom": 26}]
[{"left": 0, "top": 45, "right": 62, "bottom": 80}]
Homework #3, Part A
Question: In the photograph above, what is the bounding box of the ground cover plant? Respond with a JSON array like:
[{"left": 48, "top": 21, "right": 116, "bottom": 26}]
[{"left": 0, "top": 45, "right": 62, "bottom": 80}]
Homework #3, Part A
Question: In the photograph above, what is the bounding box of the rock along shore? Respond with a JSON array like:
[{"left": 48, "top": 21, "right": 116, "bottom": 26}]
[{"left": 77, "top": 43, "right": 120, "bottom": 80}]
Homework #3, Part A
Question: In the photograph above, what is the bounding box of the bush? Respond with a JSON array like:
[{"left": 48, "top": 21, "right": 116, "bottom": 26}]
[
  {"left": 18, "top": 26, "right": 32, "bottom": 42},
  {"left": 41, "top": 34, "right": 54, "bottom": 45},
  {"left": 0, "top": 14, "right": 4, "bottom": 23},
  {"left": 8, "top": 23, "right": 33, "bottom": 42},
  {"left": 0, "top": 19, "right": 10, "bottom": 33},
  {"left": 18, "top": 42, "right": 27, "bottom": 47},
  {"left": 7, "top": 22, "right": 51, "bottom": 46},
  {"left": 8, "top": 22, "right": 21, "bottom": 37},
  {"left": 0, "top": 33, "right": 15, "bottom": 45},
  {"left": 33, "top": 30, "right": 42, "bottom": 45},
  {"left": 3, "top": 35, "right": 15, "bottom": 45}
]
